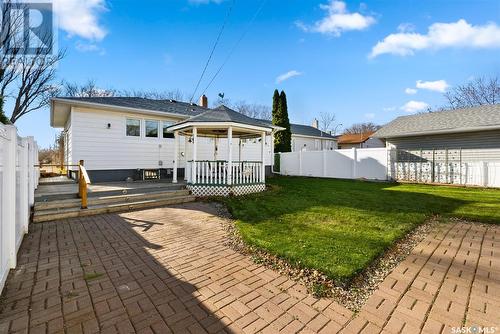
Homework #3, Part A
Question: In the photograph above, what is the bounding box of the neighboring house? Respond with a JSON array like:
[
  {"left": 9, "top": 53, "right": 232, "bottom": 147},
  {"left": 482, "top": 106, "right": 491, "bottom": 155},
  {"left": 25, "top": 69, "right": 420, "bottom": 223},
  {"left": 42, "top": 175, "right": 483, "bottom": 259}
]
[
  {"left": 337, "top": 131, "right": 385, "bottom": 149},
  {"left": 260, "top": 118, "right": 337, "bottom": 152},
  {"left": 50, "top": 96, "right": 336, "bottom": 182},
  {"left": 373, "top": 104, "right": 500, "bottom": 149}
]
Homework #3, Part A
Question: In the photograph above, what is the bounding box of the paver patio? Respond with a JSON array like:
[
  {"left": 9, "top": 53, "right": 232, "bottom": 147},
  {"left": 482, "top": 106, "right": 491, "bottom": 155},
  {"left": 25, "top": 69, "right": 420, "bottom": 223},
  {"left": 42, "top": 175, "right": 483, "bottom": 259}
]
[{"left": 0, "top": 203, "right": 498, "bottom": 333}]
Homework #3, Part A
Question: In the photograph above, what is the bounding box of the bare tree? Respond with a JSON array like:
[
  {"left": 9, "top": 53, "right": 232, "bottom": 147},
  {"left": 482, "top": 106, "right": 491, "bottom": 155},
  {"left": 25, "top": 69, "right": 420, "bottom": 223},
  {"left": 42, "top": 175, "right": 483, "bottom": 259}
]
[
  {"left": 343, "top": 122, "right": 381, "bottom": 134},
  {"left": 318, "top": 111, "right": 336, "bottom": 132},
  {"left": 121, "top": 89, "right": 185, "bottom": 101},
  {"left": 444, "top": 76, "right": 499, "bottom": 109},
  {"left": 1, "top": 0, "right": 65, "bottom": 123},
  {"left": 61, "top": 80, "right": 117, "bottom": 97},
  {"left": 233, "top": 101, "right": 271, "bottom": 120}
]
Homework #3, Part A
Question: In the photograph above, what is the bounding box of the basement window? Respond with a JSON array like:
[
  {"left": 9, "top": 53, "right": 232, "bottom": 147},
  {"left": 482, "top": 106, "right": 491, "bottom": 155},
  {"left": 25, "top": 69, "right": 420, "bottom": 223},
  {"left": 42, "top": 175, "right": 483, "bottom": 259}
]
[
  {"left": 145, "top": 120, "right": 159, "bottom": 138},
  {"left": 126, "top": 119, "right": 141, "bottom": 137}
]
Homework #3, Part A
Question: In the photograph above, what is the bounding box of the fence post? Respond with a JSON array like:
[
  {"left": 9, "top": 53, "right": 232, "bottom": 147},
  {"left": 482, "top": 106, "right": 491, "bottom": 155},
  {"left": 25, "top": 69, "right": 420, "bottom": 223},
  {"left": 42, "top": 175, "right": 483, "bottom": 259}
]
[
  {"left": 2, "top": 126, "right": 17, "bottom": 268},
  {"left": 27, "top": 137, "right": 35, "bottom": 206},
  {"left": 19, "top": 138, "right": 29, "bottom": 234},
  {"left": 352, "top": 147, "right": 357, "bottom": 179},
  {"left": 321, "top": 150, "right": 327, "bottom": 177},
  {"left": 482, "top": 161, "right": 488, "bottom": 187},
  {"left": 298, "top": 150, "right": 303, "bottom": 176}
]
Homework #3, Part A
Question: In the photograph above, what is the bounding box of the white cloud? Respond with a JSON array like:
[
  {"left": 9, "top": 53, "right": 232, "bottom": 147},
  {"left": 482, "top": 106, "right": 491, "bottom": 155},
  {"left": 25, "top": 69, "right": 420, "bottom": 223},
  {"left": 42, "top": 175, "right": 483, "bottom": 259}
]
[
  {"left": 405, "top": 88, "right": 417, "bottom": 95},
  {"left": 401, "top": 100, "right": 429, "bottom": 113},
  {"left": 276, "top": 70, "right": 302, "bottom": 83},
  {"left": 364, "top": 112, "right": 375, "bottom": 119},
  {"left": 296, "top": 0, "right": 376, "bottom": 37},
  {"left": 383, "top": 106, "right": 396, "bottom": 112},
  {"left": 416, "top": 79, "right": 449, "bottom": 92},
  {"left": 53, "top": 0, "right": 107, "bottom": 41},
  {"left": 370, "top": 19, "right": 500, "bottom": 58}
]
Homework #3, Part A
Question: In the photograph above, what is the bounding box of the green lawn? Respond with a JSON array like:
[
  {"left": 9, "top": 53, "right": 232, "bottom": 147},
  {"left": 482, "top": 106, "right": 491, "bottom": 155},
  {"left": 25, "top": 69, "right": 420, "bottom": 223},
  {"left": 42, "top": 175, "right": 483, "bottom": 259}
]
[{"left": 224, "top": 177, "right": 500, "bottom": 283}]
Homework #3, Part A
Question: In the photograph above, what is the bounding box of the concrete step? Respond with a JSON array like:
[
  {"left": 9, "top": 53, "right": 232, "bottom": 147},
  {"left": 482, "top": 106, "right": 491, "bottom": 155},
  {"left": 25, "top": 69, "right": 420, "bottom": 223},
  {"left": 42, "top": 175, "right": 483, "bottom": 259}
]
[
  {"left": 34, "top": 189, "right": 191, "bottom": 210},
  {"left": 33, "top": 195, "right": 196, "bottom": 223}
]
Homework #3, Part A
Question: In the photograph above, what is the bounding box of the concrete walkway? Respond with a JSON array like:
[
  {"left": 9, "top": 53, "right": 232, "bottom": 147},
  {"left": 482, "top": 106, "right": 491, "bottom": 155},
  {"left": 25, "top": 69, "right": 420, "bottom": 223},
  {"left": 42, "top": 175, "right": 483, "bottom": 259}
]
[{"left": 0, "top": 203, "right": 498, "bottom": 333}]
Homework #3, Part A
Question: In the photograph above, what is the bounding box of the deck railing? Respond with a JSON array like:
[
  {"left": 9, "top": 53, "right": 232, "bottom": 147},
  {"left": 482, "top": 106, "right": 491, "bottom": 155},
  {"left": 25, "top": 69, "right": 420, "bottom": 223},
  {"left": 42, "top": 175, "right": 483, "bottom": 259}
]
[{"left": 187, "top": 160, "right": 263, "bottom": 185}]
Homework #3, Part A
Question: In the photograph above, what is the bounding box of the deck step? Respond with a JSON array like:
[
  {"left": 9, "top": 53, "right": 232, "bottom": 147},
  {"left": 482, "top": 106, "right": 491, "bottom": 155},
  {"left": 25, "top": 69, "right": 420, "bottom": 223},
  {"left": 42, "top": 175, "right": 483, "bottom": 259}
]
[
  {"left": 33, "top": 195, "right": 196, "bottom": 223},
  {"left": 34, "top": 189, "right": 191, "bottom": 210}
]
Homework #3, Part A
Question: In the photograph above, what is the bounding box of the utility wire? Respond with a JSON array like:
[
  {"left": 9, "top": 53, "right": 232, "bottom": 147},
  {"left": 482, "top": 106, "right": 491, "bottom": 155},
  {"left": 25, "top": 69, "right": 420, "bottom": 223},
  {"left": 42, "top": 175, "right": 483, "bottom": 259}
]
[
  {"left": 189, "top": 0, "right": 235, "bottom": 103},
  {"left": 201, "top": 0, "right": 268, "bottom": 96}
]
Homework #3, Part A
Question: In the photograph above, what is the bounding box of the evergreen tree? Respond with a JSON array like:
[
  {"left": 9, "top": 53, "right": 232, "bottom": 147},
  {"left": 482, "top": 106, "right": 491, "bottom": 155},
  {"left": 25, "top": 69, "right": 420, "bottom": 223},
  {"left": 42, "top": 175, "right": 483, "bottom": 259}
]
[
  {"left": 0, "top": 97, "right": 10, "bottom": 125},
  {"left": 279, "top": 91, "right": 292, "bottom": 152},
  {"left": 272, "top": 90, "right": 292, "bottom": 152}
]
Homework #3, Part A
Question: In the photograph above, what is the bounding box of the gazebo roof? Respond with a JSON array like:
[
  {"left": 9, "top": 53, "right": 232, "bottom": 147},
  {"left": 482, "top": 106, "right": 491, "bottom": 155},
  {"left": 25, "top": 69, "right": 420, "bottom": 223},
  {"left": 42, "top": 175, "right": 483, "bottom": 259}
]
[
  {"left": 167, "top": 105, "right": 281, "bottom": 137},
  {"left": 172, "top": 105, "right": 273, "bottom": 128}
]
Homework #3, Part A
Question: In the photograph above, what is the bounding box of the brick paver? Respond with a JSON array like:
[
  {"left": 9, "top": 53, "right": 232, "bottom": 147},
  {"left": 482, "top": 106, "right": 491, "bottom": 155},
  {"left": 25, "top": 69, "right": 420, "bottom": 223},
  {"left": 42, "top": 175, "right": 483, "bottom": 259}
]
[{"left": 0, "top": 203, "right": 498, "bottom": 333}]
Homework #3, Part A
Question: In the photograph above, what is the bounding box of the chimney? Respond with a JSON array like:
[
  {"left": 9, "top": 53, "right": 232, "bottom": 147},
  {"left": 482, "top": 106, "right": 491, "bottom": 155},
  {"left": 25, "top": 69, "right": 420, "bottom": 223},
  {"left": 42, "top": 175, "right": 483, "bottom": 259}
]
[
  {"left": 312, "top": 118, "right": 319, "bottom": 129},
  {"left": 199, "top": 95, "right": 208, "bottom": 108}
]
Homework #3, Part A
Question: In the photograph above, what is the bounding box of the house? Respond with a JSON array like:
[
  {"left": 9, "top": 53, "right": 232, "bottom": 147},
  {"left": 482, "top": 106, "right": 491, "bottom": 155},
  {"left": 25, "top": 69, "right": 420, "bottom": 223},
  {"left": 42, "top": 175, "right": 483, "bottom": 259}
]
[
  {"left": 259, "top": 118, "right": 337, "bottom": 152},
  {"left": 373, "top": 104, "right": 500, "bottom": 149},
  {"left": 337, "top": 131, "right": 385, "bottom": 149},
  {"left": 50, "top": 96, "right": 336, "bottom": 185}
]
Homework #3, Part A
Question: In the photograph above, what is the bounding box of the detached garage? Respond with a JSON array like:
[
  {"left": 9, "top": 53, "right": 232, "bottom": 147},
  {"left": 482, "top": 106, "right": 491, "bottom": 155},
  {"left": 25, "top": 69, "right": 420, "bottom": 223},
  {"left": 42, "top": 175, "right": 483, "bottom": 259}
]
[{"left": 373, "top": 104, "right": 500, "bottom": 187}]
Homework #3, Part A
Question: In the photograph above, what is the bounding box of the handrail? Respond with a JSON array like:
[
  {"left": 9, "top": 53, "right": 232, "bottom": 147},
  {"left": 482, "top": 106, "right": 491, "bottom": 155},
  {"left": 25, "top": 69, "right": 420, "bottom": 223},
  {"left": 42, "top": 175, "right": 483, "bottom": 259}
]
[
  {"left": 78, "top": 160, "right": 91, "bottom": 209},
  {"left": 36, "top": 164, "right": 80, "bottom": 167}
]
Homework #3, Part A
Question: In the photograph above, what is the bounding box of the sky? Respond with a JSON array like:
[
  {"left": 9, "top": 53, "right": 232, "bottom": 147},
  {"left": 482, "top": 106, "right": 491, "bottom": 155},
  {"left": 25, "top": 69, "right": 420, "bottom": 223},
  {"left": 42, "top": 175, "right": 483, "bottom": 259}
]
[{"left": 7, "top": 0, "right": 500, "bottom": 148}]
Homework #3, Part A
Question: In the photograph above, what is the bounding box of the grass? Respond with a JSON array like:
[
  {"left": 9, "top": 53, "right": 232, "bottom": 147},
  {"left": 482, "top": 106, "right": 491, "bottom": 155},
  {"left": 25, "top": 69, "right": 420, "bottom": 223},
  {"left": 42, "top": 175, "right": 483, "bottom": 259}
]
[{"left": 223, "top": 176, "right": 500, "bottom": 283}]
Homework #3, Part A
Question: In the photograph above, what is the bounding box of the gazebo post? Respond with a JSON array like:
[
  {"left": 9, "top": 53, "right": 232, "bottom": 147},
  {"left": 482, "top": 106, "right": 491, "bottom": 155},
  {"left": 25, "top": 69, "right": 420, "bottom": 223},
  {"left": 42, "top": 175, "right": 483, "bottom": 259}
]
[
  {"left": 227, "top": 126, "right": 233, "bottom": 185},
  {"left": 192, "top": 127, "right": 198, "bottom": 183},
  {"left": 173, "top": 131, "right": 178, "bottom": 183},
  {"left": 261, "top": 131, "right": 266, "bottom": 183}
]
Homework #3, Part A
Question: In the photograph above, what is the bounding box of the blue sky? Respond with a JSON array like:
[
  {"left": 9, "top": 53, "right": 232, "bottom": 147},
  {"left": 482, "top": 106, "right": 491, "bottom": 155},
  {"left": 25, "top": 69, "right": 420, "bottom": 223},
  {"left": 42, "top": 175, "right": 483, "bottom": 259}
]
[{"left": 9, "top": 0, "right": 500, "bottom": 147}]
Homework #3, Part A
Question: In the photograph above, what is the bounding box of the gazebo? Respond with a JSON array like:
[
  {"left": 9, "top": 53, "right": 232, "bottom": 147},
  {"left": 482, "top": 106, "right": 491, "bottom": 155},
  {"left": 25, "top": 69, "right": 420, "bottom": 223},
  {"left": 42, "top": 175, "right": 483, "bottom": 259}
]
[{"left": 167, "top": 105, "right": 282, "bottom": 197}]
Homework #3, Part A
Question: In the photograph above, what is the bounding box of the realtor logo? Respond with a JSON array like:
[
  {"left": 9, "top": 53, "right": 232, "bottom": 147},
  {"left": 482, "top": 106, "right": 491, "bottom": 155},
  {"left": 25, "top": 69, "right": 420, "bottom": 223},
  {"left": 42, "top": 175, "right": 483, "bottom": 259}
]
[{"left": 1, "top": 1, "right": 54, "bottom": 55}]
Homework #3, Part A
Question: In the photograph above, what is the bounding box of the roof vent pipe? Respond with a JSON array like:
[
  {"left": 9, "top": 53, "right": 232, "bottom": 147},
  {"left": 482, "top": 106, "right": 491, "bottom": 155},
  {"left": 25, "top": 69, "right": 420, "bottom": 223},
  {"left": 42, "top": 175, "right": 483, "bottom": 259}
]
[
  {"left": 312, "top": 118, "right": 319, "bottom": 129},
  {"left": 199, "top": 95, "right": 208, "bottom": 108}
]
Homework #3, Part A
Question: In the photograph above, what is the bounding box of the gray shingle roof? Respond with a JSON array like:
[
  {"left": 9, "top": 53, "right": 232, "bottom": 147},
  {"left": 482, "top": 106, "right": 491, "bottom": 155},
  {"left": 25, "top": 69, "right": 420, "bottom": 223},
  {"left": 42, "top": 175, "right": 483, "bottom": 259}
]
[
  {"left": 56, "top": 97, "right": 207, "bottom": 116},
  {"left": 258, "top": 119, "right": 336, "bottom": 138},
  {"left": 53, "top": 97, "right": 336, "bottom": 138},
  {"left": 173, "top": 105, "right": 273, "bottom": 129},
  {"left": 374, "top": 104, "right": 500, "bottom": 138}
]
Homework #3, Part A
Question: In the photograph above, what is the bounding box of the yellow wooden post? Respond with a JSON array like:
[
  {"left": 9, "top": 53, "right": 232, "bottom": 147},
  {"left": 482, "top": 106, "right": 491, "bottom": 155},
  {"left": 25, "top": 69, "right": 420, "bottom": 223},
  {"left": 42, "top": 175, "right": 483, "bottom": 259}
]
[{"left": 79, "top": 160, "right": 88, "bottom": 209}]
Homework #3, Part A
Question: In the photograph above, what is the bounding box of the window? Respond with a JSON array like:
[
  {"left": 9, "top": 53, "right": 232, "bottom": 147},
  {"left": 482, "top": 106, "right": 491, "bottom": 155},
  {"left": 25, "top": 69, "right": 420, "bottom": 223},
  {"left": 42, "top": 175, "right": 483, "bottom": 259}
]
[
  {"left": 162, "top": 121, "right": 174, "bottom": 138},
  {"left": 145, "top": 120, "right": 159, "bottom": 138},
  {"left": 126, "top": 119, "right": 141, "bottom": 137}
]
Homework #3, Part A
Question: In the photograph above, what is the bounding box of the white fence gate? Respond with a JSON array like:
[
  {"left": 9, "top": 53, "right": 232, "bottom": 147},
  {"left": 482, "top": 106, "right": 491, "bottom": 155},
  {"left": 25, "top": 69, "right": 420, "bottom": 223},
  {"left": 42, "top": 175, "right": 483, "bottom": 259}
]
[
  {"left": 278, "top": 148, "right": 389, "bottom": 180},
  {"left": 0, "top": 124, "right": 39, "bottom": 292}
]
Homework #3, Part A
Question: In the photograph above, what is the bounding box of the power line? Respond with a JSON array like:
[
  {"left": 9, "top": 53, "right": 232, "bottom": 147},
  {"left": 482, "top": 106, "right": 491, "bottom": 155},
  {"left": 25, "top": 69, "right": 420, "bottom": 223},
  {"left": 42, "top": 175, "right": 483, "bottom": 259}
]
[
  {"left": 201, "top": 0, "right": 268, "bottom": 96},
  {"left": 189, "top": 0, "right": 235, "bottom": 103}
]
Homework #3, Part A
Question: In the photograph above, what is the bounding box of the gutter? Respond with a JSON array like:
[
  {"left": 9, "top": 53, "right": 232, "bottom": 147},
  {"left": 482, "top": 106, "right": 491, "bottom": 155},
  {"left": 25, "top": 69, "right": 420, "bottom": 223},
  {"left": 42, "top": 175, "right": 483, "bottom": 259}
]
[{"left": 374, "top": 124, "right": 500, "bottom": 139}]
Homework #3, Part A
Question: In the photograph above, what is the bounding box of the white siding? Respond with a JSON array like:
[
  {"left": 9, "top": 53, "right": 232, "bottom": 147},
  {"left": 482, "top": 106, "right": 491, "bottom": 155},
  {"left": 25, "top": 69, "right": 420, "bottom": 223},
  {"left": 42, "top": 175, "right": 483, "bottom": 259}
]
[
  {"left": 292, "top": 136, "right": 337, "bottom": 152},
  {"left": 68, "top": 107, "right": 274, "bottom": 170},
  {"left": 386, "top": 130, "right": 500, "bottom": 150}
]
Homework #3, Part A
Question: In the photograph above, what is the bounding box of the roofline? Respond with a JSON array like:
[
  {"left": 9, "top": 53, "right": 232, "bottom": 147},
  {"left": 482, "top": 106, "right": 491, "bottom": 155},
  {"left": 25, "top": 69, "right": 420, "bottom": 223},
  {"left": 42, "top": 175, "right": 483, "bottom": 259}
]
[
  {"left": 167, "top": 121, "right": 276, "bottom": 133},
  {"left": 51, "top": 98, "right": 195, "bottom": 121},
  {"left": 374, "top": 124, "right": 500, "bottom": 139},
  {"left": 292, "top": 133, "right": 337, "bottom": 140}
]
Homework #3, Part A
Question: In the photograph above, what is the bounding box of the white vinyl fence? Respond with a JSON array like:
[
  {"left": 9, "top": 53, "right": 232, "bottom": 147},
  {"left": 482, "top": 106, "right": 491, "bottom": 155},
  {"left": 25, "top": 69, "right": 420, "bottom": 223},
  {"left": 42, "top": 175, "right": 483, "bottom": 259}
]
[
  {"left": 278, "top": 148, "right": 389, "bottom": 180},
  {"left": 0, "top": 124, "right": 39, "bottom": 292},
  {"left": 278, "top": 147, "right": 500, "bottom": 188}
]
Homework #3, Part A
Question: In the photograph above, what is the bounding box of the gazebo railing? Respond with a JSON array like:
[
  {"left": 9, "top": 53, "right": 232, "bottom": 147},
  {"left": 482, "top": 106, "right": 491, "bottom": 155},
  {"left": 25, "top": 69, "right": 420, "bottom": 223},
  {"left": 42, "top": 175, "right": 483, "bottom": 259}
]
[{"left": 187, "top": 160, "right": 263, "bottom": 185}]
